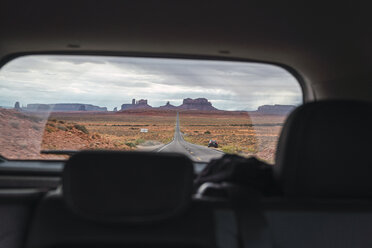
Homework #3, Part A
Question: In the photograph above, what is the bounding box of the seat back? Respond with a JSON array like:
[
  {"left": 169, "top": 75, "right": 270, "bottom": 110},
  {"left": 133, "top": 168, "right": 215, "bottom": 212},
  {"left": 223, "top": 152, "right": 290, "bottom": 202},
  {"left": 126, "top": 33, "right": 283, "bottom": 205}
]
[
  {"left": 240, "top": 100, "right": 372, "bottom": 248},
  {"left": 262, "top": 197, "right": 372, "bottom": 248},
  {"left": 26, "top": 151, "right": 237, "bottom": 248},
  {"left": 275, "top": 100, "right": 372, "bottom": 198},
  {"left": 0, "top": 189, "right": 42, "bottom": 248}
]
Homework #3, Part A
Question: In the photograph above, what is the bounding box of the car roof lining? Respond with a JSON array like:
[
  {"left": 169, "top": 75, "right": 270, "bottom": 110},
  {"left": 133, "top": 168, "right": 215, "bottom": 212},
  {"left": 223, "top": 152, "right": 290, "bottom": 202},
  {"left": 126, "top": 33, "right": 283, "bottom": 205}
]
[{"left": 0, "top": 1, "right": 371, "bottom": 102}]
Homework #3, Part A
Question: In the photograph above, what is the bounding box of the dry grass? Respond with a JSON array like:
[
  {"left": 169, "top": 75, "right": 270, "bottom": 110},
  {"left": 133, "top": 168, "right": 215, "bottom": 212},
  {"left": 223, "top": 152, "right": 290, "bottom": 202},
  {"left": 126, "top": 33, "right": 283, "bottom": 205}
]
[
  {"left": 46, "top": 112, "right": 176, "bottom": 150},
  {"left": 179, "top": 112, "right": 286, "bottom": 163},
  {"left": 1, "top": 108, "right": 287, "bottom": 163}
]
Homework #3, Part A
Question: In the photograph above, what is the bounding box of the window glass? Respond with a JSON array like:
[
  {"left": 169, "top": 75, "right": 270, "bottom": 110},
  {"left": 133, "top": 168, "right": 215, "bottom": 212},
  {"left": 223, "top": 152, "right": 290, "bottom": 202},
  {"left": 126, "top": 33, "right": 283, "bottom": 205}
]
[{"left": 0, "top": 55, "right": 302, "bottom": 163}]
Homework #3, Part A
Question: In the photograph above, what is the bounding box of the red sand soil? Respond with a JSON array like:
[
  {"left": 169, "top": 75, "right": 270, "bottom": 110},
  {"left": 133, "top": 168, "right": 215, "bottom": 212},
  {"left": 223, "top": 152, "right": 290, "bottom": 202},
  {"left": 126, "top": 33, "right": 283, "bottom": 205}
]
[
  {"left": 0, "top": 108, "right": 131, "bottom": 160},
  {"left": 1, "top": 108, "right": 286, "bottom": 163}
]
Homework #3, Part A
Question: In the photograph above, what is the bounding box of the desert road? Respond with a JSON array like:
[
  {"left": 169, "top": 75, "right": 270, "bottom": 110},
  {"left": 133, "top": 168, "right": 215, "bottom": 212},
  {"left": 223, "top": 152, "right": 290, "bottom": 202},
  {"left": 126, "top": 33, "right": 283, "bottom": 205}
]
[{"left": 157, "top": 113, "right": 224, "bottom": 162}]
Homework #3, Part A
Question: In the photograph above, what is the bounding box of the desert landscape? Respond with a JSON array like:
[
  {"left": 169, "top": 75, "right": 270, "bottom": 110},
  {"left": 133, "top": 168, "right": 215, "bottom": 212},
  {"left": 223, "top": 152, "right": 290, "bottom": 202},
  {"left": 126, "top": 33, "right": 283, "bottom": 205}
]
[
  {"left": 179, "top": 112, "right": 286, "bottom": 163},
  {"left": 0, "top": 98, "right": 293, "bottom": 163}
]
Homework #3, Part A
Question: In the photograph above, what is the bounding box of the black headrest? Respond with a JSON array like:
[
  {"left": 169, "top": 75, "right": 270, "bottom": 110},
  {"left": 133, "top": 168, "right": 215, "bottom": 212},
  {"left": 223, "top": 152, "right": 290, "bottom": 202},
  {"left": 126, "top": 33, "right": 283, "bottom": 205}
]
[
  {"left": 63, "top": 151, "right": 194, "bottom": 223},
  {"left": 275, "top": 100, "right": 372, "bottom": 198}
]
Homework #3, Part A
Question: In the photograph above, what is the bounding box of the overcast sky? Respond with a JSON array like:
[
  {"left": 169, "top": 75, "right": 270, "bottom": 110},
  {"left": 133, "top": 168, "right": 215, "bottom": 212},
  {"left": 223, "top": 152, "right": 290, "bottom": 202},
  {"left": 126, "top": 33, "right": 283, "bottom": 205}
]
[{"left": 0, "top": 55, "right": 302, "bottom": 111}]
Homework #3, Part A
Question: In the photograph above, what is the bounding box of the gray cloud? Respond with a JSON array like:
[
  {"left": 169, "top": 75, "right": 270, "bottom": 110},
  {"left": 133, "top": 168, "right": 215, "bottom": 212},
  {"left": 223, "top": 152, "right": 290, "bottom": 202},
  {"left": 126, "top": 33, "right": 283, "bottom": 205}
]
[{"left": 0, "top": 55, "right": 302, "bottom": 110}]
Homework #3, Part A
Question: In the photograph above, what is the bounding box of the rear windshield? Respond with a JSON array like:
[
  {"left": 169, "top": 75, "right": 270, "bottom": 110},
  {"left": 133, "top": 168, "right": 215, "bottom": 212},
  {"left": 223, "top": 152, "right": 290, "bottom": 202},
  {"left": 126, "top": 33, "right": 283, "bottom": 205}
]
[{"left": 0, "top": 55, "right": 302, "bottom": 163}]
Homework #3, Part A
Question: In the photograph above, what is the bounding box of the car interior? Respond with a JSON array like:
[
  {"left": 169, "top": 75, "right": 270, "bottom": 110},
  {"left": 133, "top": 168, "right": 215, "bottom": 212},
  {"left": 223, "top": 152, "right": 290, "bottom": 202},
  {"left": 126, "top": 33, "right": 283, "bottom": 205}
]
[{"left": 1, "top": 1, "right": 372, "bottom": 248}]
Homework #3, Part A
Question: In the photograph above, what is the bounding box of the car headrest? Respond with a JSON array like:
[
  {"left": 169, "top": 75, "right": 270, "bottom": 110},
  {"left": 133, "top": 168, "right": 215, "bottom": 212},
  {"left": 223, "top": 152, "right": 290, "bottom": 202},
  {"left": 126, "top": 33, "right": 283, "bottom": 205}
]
[
  {"left": 63, "top": 151, "right": 194, "bottom": 223},
  {"left": 275, "top": 100, "right": 372, "bottom": 198}
]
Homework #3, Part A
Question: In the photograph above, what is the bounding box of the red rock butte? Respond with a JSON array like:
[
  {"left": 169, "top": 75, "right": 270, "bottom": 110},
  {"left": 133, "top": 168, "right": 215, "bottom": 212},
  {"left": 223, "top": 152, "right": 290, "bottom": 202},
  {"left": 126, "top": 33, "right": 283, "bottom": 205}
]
[{"left": 121, "top": 98, "right": 217, "bottom": 111}]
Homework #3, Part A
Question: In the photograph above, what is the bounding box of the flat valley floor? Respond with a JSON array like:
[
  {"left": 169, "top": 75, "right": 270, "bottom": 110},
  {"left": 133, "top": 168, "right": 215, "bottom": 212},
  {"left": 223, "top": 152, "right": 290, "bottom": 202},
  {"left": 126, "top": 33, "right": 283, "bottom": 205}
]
[{"left": 1, "top": 108, "right": 287, "bottom": 163}]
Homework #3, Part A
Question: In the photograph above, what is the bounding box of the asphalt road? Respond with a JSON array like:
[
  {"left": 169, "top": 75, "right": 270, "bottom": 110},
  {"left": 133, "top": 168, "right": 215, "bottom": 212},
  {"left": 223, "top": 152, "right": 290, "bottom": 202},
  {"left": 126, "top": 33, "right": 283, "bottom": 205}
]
[{"left": 157, "top": 113, "right": 224, "bottom": 162}]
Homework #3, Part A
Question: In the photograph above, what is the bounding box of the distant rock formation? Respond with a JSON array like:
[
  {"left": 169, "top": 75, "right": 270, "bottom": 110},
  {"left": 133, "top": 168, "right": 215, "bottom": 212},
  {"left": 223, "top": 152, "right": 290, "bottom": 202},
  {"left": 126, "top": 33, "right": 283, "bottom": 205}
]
[
  {"left": 178, "top": 98, "right": 217, "bottom": 111},
  {"left": 14, "top": 102, "right": 21, "bottom": 110},
  {"left": 25, "top": 103, "right": 107, "bottom": 112},
  {"left": 78, "top": 105, "right": 86, "bottom": 111},
  {"left": 27, "top": 104, "right": 50, "bottom": 111},
  {"left": 121, "top": 104, "right": 132, "bottom": 110},
  {"left": 121, "top": 99, "right": 152, "bottom": 110},
  {"left": 121, "top": 98, "right": 218, "bottom": 111},
  {"left": 158, "top": 101, "right": 177, "bottom": 110},
  {"left": 257, "top": 104, "right": 295, "bottom": 114},
  {"left": 113, "top": 107, "right": 117, "bottom": 112}
]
